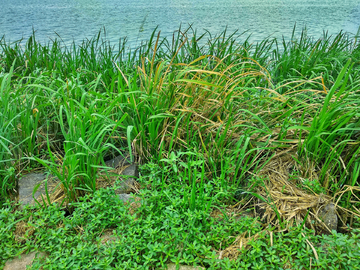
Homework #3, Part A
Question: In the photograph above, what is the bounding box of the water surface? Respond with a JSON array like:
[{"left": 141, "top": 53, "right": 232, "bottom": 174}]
[{"left": 1, "top": 0, "right": 359, "bottom": 48}]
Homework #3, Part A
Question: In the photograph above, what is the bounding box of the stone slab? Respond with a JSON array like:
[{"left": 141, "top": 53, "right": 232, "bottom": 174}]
[
  {"left": 167, "top": 263, "right": 205, "bottom": 270},
  {"left": 113, "top": 164, "right": 139, "bottom": 194},
  {"left": 18, "top": 173, "right": 47, "bottom": 208},
  {"left": 319, "top": 203, "right": 338, "bottom": 232},
  {"left": 105, "top": 155, "right": 131, "bottom": 168},
  {"left": 118, "top": 193, "right": 133, "bottom": 203},
  {"left": 4, "top": 251, "right": 47, "bottom": 270},
  {"left": 18, "top": 173, "right": 59, "bottom": 209}
]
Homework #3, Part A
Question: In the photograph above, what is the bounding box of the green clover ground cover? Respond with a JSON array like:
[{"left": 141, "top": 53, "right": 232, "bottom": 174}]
[{"left": 1, "top": 163, "right": 360, "bottom": 269}]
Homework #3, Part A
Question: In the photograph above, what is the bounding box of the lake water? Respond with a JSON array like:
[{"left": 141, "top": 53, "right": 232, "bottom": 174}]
[{"left": 1, "top": 0, "right": 360, "bottom": 49}]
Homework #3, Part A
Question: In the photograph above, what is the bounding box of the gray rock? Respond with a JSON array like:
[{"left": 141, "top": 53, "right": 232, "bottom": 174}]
[
  {"left": 17, "top": 154, "right": 137, "bottom": 207},
  {"left": 167, "top": 263, "right": 205, "bottom": 270},
  {"left": 114, "top": 179, "right": 136, "bottom": 194},
  {"left": 4, "top": 251, "right": 47, "bottom": 270},
  {"left": 114, "top": 164, "right": 139, "bottom": 194},
  {"left": 122, "top": 163, "right": 138, "bottom": 178},
  {"left": 105, "top": 155, "right": 131, "bottom": 169},
  {"left": 118, "top": 193, "right": 133, "bottom": 203},
  {"left": 18, "top": 173, "right": 59, "bottom": 209},
  {"left": 100, "top": 230, "right": 118, "bottom": 245},
  {"left": 118, "top": 194, "right": 141, "bottom": 215},
  {"left": 18, "top": 173, "right": 46, "bottom": 208},
  {"left": 318, "top": 203, "right": 338, "bottom": 232}
]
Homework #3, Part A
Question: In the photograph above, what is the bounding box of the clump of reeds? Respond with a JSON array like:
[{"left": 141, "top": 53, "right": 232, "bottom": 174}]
[{"left": 0, "top": 25, "right": 359, "bottom": 227}]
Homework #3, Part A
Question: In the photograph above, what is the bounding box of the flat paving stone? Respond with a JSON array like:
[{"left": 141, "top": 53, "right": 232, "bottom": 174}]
[
  {"left": 18, "top": 173, "right": 47, "bottom": 208},
  {"left": 18, "top": 173, "right": 59, "bottom": 209},
  {"left": 167, "top": 263, "right": 205, "bottom": 270},
  {"left": 4, "top": 251, "right": 47, "bottom": 270},
  {"left": 118, "top": 193, "right": 133, "bottom": 203}
]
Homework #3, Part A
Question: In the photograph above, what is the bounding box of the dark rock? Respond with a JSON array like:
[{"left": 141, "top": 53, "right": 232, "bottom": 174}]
[
  {"left": 122, "top": 163, "right": 138, "bottom": 178},
  {"left": 114, "top": 164, "right": 139, "bottom": 194},
  {"left": 105, "top": 155, "right": 131, "bottom": 169}
]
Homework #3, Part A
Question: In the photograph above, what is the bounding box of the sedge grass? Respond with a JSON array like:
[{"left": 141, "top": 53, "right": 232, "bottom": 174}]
[{"left": 0, "top": 26, "right": 359, "bottom": 221}]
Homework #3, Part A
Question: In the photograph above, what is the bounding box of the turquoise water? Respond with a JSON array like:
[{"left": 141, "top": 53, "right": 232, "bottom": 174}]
[{"left": 1, "top": 0, "right": 360, "bottom": 47}]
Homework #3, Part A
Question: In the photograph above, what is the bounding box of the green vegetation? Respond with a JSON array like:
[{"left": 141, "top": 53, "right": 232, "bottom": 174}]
[{"left": 0, "top": 25, "right": 360, "bottom": 269}]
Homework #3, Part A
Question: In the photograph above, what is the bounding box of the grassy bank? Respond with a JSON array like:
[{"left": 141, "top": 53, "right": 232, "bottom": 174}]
[{"left": 1, "top": 26, "right": 360, "bottom": 269}]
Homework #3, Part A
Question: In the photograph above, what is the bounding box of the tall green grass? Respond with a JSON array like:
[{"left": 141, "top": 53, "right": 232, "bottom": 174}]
[{"left": 0, "top": 25, "right": 359, "bottom": 210}]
